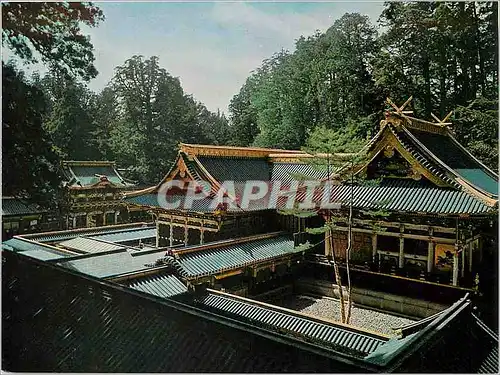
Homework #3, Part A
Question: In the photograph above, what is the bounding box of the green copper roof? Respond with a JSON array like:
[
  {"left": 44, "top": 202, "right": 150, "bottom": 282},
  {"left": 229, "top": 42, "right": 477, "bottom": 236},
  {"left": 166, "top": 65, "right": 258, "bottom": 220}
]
[
  {"left": 197, "top": 156, "right": 271, "bottom": 182},
  {"left": 271, "top": 162, "right": 329, "bottom": 184},
  {"left": 307, "top": 179, "right": 492, "bottom": 215},
  {"left": 88, "top": 227, "right": 157, "bottom": 243},
  {"left": 197, "top": 292, "right": 387, "bottom": 357},
  {"left": 2, "top": 238, "right": 73, "bottom": 261},
  {"left": 58, "top": 249, "right": 167, "bottom": 279},
  {"left": 63, "top": 163, "right": 135, "bottom": 188},
  {"left": 58, "top": 237, "right": 125, "bottom": 254},
  {"left": 407, "top": 129, "right": 498, "bottom": 196},
  {"left": 176, "top": 235, "right": 299, "bottom": 278},
  {"left": 126, "top": 272, "right": 188, "bottom": 298},
  {"left": 2, "top": 197, "right": 47, "bottom": 216},
  {"left": 28, "top": 224, "right": 154, "bottom": 243}
]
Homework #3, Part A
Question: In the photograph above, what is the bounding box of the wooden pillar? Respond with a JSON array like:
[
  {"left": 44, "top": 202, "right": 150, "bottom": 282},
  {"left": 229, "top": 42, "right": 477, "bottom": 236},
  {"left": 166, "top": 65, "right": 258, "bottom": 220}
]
[
  {"left": 156, "top": 220, "right": 160, "bottom": 248},
  {"left": 461, "top": 244, "right": 466, "bottom": 278},
  {"left": 399, "top": 238, "right": 404, "bottom": 268},
  {"left": 398, "top": 225, "right": 405, "bottom": 268},
  {"left": 114, "top": 211, "right": 119, "bottom": 224},
  {"left": 371, "top": 234, "right": 377, "bottom": 262},
  {"left": 452, "top": 249, "right": 459, "bottom": 286},
  {"left": 200, "top": 221, "right": 204, "bottom": 245},
  {"left": 325, "top": 230, "right": 332, "bottom": 257},
  {"left": 86, "top": 214, "right": 90, "bottom": 228},
  {"left": 169, "top": 217, "right": 173, "bottom": 247},
  {"left": 427, "top": 241, "right": 435, "bottom": 273},
  {"left": 469, "top": 241, "right": 474, "bottom": 273},
  {"left": 479, "top": 237, "right": 483, "bottom": 263},
  {"left": 72, "top": 216, "right": 77, "bottom": 229},
  {"left": 427, "top": 228, "right": 434, "bottom": 273},
  {"left": 184, "top": 219, "right": 188, "bottom": 246},
  {"left": 103, "top": 212, "right": 107, "bottom": 226}
]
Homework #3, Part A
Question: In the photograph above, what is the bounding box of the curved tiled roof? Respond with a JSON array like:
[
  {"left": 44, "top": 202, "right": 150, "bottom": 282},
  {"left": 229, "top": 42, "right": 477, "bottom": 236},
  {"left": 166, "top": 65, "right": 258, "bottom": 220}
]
[
  {"left": 2, "top": 197, "right": 48, "bottom": 217},
  {"left": 25, "top": 223, "right": 154, "bottom": 243},
  {"left": 306, "top": 179, "right": 491, "bottom": 215},
  {"left": 196, "top": 292, "right": 387, "bottom": 357},
  {"left": 405, "top": 127, "right": 498, "bottom": 196},
  {"left": 62, "top": 161, "right": 135, "bottom": 188},
  {"left": 271, "top": 162, "right": 329, "bottom": 184},
  {"left": 126, "top": 272, "right": 188, "bottom": 298},
  {"left": 176, "top": 235, "right": 298, "bottom": 278},
  {"left": 3, "top": 238, "right": 74, "bottom": 261}
]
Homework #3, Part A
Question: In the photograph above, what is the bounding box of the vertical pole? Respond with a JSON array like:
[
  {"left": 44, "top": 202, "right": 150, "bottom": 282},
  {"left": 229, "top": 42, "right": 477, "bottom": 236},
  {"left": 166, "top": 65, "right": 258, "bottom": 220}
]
[
  {"left": 156, "top": 220, "right": 160, "bottom": 248},
  {"left": 427, "top": 241, "right": 435, "bottom": 273},
  {"left": 72, "top": 216, "right": 77, "bottom": 229},
  {"left": 184, "top": 219, "right": 188, "bottom": 246},
  {"left": 469, "top": 241, "right": 474, "bottom": 273},
  {"left": 103, "top": 212, "right": 107, "bottom": 226},
  {"left": 114, "top": 211, "right": 119, "bottom": 225},
  {"left": 398, "top": 224, "right": 405, "bottom": 269},
  {"left": 86, "top": 214, "right": 90, "bottom": 228},
  {"left": 452, "top": 249, "right": 459, "bottom": 286},
  {"left": 200, "top": 221, "right": 204, "bottom": 245},
  {"left": 399, "top": 237, "right": 405, "bottom": 268},
  {"left": 169, "top": 224, "right": 173, "bottom": 247},
  {"left": 371, "top": 234, "right": 377, "bottom": 262},
  {"left": 461, "top": 243, "right": 465, "bottom": 278},
  {"left": 427, "top": 228, "right": 434, "bottom": 273},
  {"left": 325, "top": 230, "right": 332, "bottom": 257}
]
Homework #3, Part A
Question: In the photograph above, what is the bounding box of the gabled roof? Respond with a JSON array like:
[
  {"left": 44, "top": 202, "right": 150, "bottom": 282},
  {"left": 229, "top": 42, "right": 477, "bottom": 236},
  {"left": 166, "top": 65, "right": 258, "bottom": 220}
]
[
  {"left": 124, "top": 144, "right": 328, "bottom": 213},
  {"left": 62, "top": 161, "right": 136, "bottom": 189},
  {"left": 2, "top": 197, "right": 48, "bottom": 217},
  {"left": 125, "top": 110, "right": 497, "bottom": 215},
  {"left": 362, "top": 112, "right": 498, "bottom": 207}
]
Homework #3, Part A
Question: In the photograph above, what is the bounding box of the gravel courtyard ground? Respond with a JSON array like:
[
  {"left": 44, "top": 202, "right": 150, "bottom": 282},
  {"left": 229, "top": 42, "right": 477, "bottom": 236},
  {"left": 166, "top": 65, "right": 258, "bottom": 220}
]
[{"left": 268, "top": 294, "right": 415, "bottom": 336}]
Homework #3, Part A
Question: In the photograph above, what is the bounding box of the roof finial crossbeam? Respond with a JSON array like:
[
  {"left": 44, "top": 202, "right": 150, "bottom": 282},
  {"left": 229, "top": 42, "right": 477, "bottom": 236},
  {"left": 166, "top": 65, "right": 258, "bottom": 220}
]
[
  {"left": 431, "top": 111, "right": 453, "bottom": 127},
  {"left": 386, "top": 96, "right": 414, "bottom": 116}
]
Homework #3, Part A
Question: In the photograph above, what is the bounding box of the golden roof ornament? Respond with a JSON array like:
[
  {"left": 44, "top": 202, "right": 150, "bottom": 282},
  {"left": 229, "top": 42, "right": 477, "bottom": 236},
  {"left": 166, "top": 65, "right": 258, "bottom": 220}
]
[
  {"left": 381, "top": 96, "right": 414, "bottom": 128},
  {"left": 430, "top": 111, "right": 453, "bottom": 128}
]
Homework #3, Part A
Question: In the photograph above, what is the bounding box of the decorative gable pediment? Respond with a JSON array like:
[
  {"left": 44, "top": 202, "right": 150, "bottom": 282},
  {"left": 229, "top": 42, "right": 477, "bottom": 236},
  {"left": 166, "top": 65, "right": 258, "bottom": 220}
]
[{"left": 366, "top": 148, "right": 422, "bottom": 181}]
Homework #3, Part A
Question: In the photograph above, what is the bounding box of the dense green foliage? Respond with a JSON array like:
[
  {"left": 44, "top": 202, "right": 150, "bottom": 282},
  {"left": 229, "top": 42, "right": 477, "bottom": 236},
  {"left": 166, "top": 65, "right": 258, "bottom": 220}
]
[
  {"left": 230, "top": 2, "right": 498, "bottom": 170},
  {"left": 2, "top": 63, "right": 63, "bottom": 206},
  {"left": 2, "top": 1, "right": 103, "bottom": 205},
  {"left": 107, "top": 55, "right": 230, "bottom": 183},
  {"left": 2, "top": 2, "right": 104, "bottom": 81}
]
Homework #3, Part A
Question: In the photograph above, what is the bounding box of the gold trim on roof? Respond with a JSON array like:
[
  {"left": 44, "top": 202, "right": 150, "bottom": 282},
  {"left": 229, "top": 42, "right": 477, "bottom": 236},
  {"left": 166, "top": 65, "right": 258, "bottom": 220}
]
[
  {"left": 180, "top": 143, "right": 303, "bottom": 158},
  {"left": 63, "top": 160, "right": 116, "bottom": 167}
]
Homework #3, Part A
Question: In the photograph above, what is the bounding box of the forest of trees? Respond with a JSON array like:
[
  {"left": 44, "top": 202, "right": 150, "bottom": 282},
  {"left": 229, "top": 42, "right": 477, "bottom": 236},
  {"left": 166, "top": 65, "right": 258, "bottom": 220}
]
[
  {"left": 230, "top": 2, "right": 498, "bottom": 168},
  {"left": 2, "top": 2, "right": 498, "bottom": 207}
]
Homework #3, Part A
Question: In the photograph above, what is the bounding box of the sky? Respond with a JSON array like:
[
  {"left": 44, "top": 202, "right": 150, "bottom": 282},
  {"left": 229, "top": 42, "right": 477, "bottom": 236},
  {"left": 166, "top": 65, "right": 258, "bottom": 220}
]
[{"left": 8, "top": 1, "right": 386, "bottom": 114}]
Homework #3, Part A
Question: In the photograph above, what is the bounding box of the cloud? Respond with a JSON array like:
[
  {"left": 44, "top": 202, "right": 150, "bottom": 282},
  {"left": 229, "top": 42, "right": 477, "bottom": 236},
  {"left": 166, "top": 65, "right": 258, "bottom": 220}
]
[{"left": 5, "top": 2, "right": 384, "bottom": 115}]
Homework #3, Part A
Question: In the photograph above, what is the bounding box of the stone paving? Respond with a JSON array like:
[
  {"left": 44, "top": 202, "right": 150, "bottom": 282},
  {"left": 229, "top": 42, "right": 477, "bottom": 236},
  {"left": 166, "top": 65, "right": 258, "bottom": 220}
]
[{"left": 269, "top": 294, "right": 416, "bottom": 336}]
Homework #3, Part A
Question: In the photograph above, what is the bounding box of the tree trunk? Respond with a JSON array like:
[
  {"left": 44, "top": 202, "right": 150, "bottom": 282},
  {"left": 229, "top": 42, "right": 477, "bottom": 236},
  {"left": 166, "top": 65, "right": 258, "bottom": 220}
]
[
  {"left": 422, "top": 55, "right": 432, "bottom": 118},
  {"left": 328, "top": 228, "right": 346, "bottom": 323},
  {"left": 472, "top": 3, "right": 486, "bottom": 96},
  {"left": 345, "top": 173, "right": 354, "bottom": 324}
]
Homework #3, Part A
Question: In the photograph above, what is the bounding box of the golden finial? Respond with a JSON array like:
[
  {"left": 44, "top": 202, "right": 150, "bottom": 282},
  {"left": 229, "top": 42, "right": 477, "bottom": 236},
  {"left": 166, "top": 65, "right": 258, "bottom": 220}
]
[{"left": 430, "top": 111, "right": 453, "bottom": 127}]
